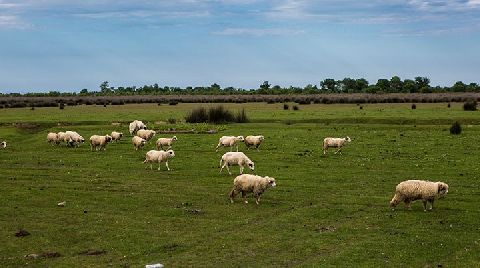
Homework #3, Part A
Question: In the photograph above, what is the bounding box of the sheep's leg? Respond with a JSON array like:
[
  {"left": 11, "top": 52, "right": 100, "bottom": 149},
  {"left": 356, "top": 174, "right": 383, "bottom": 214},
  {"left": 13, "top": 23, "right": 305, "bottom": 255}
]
[
  {"left": 150, "top": 163, "right": 153, "bottom": 170},
  {"left": 429, "top": 199, "right": 434, "bottom": 211},
  {"left": 404, "top": 199, "right": 412, "bottom": 210},
  {"left": 422, "top": 200, "right": 428, "bottom": 212},
  {"left": 255, "top": 194, "right": 261, "bottom": 205},
  {"left": 236, "top": 145, "right": 239, "bottom": 152},
  {"left": 165, "top": 161, "right": 170, "bottom": 171},
  {"left": 335, "top": 146, "right": 342, "bottom": 154},
  {"left": 242, "top": 191, "right": 248, "bottom": 204},
  {"left": 256, "top": 145, "right": 260, "bottom": 151},
  {"left": 215, "top": 143, "right": 221, "bottom": 152},
  {"left": 239, "top": 166, "right": 244, "bottom": 174},
  {"left": 226, "top": 165, "right": 232, "bottom": 175},
  {"left": 219, "top": 163, "right": 224, "bottom": 173},
  {"left": 230, "top": 189, "right": 238, "bottom": 203}
]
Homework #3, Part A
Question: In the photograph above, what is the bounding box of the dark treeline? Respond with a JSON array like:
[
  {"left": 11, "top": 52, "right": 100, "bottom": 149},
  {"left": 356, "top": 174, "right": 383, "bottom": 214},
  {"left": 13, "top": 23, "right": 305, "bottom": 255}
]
[{"left": 1, "top": 77, "right": 480, "bottom": 97}]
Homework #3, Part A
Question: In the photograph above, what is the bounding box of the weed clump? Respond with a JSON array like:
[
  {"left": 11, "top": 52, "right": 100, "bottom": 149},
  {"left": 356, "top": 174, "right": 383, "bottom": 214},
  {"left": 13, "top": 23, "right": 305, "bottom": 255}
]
[
  {"left": 283, "top": 104, "right": 289, "bottom": 110},
  {"left": 450, "top": 121, "right": 462, "bottom": 135},
  {"left": 411, "top": 103, "right": 416, "bottom": 109},
  {"left": 185, "top": 106, "right": 248, "bottom": 124},
  {"left": 463, "top": 100, "right": 477, "bottom": 111},
  {"left": 293, "top": 105, "right": 299, "bottom": 111}
]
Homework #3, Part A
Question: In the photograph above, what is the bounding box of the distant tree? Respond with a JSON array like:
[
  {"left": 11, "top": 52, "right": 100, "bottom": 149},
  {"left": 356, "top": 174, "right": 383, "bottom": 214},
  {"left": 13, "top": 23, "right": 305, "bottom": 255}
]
[
  {"left": 403, "top": 79, "right": 418, "bottom": 93},
  {"left": 355, "top": 78, "right": 369, "bottom": 92},
  {"left": 340, "top": 78, "right": 357, "bottom": 93},
  {"left": 258, "top": 81, "right": 271, "bottom": 94},
  {"left": 390, "top": 76, "right": 403, "bottom": 92},
  {"left": 100, "top": 81, "right": 111, "bottom": 94},
  {"left": 415, "top": 77, "right": 431, "bottom": 93},
  {"left": 376, "top": 79, "right": 390, "bottom": 92},
  {"left": 320, "top": 79, "right": 337, "bottom": 92},
  {"left": 79, "top": 89, "right": 89, "bottom": 95},
  {"left": 452, "top": 81, "right": 467, "bottom": 92}
]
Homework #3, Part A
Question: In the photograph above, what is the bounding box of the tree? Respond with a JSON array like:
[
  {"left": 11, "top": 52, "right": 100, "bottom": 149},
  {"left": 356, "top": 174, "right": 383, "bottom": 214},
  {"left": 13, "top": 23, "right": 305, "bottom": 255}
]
[
  {"left": 340, "top": 78, "right": 357, "bottom": 93},
  {"left": 390, "top": 76, "right": 403, "bottom": 93},
  {"left": 320, "top": 79, "right": 337, "bottom": 92},
  {"left": 355, "top": 79, "right": 369, "bottom": 92},
  {"left": 452, "top": 81, "right": 466, "bottom": 92},
  {"left": 258, "top": 81, "right": 271, "bottom": 94},
  {"left": 403, "top": 79, "right": 417, "bottom": 93},
  {"left": 376, "top": 79, "right": 390, "bottom": 92},
  {"left": 415, "top": 77, "right": 430, "bottom": 92},
  {"left": 100, "top": 81, "right": 111, "bottom": 94}
]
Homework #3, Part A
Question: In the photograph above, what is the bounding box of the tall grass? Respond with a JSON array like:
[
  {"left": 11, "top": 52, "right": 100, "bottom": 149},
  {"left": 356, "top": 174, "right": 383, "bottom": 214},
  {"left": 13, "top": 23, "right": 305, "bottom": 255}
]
[{"left": 185, "top": 106, "right": 248, "bottom": 124}]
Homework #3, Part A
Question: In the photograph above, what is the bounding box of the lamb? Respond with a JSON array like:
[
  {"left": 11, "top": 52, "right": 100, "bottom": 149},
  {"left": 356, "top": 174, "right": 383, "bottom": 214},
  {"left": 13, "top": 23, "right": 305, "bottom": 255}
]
[
  {"left": 244, "top": 135, "right": 265, "bottom": 150},
  {"left": 65, "top": 131, "right": 85, "bottom": 147},
  {"left": 215, "top": 136, "right": 245, "bottom": 152},
  {"left": 156, "top": 136, "right": 177, "bottom": 150},
  {"left": 89, "top": 135, "right": 112, "bottom": 151},
  {"left": 219, "top": 152, "right": 254, "bottom": 175},
  {"left": 1, "top": 141, "right": 6, "bottom": 149},
  {"left": 129, "top": 120, "right": 147, "bottom": 135},
  {"left": 111, "top": 131, "right": 123, "bottom": 142},
  {"left": 143, "top": 149, "right": 175, "bottom": 170},
  {"left": 47, "top": 132, "right": 60, "bottom": 145},
  {"left": 132, "top": 136, "right": 147, "bottom": 151},
  {"left": 390, "top": 180, "right": 449, "bottom": 211},
  {"left": 136, "top": 129, "right": 156, "bottom": 141},
  {"left": 323, "top": 136, "right": 351, "bottom": 155},
  {"left": 229, "top": 174, "right": 276, "bottom": 204}
]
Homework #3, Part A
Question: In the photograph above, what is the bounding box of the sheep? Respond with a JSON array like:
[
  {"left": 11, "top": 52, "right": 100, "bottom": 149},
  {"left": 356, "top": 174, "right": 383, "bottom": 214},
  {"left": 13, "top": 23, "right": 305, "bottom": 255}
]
[
  {"left": 57, "top": 131, "right": 70, "bottom": 145},
  {"left": 156, "top": 136, "right": 177, "bottom": 150},
  {"left": 143, "top": 149, "right": 175, "bottom": 170},
  {"left": 323, "top": 136, "right": 351, "bottom": 155},
  {"left": 1, "top": 141, "right": 6, "bottom": 149},
  {"left": 132, "top": 136, "right": 147, "bottom": 151},
  {"left": 219, "top": 152, "right": 254, "bottom": 175},
  {"left": 215, "top": 136, "right": 245, "bottom": 152},
  {"left": 89, "top": 135, "right": 112, "bottom": 151},
  {"left": 65, "top": 131, "right": 85, "bottom": 147},
  {"left": 136, "top": 129, "right": 156, "bottom": 141},
  {"left": 111, "top": 131, "right": 123, "bottom": 142},
  {"left": 244, "top": 135, "right": 265, "bottom": 150},
  {"left": 129, "top": 120, "right": 147, "bottom": 135},
  {"left": 47, "top": 132, "right": 60, "bottom": 145},
  {"left": 229, "top": 174, "right": 276, "bottom": 204},
  {"left": 390, "top": 180, "right": 449, "bottom": 211}
]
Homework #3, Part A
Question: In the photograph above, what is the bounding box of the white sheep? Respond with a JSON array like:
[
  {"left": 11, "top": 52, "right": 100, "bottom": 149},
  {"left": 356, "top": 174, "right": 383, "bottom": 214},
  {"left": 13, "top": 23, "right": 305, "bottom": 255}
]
[
  {"left": 323, "top": 136, "right": 351, "bottom": 155},
  {"left": 215, "top": 136, "right": 245, "bottom": 152},
  {"left": 244, "top": 135, "right": 265, "bottom": 150},
  {"left": 136, "top": 129, "right": 156, "bottom": 141},
  {"left": 65, "top": 131, "right": 85, "bottom": 147},
  {"left": 129, "top": 120, "right": 147, "bottom": 135},
  {"left": 219, "top": 151, "right": 254, "bottom": 175},
  {"left": 57, "top": 131, "right": 70, "bottom": 145},
  {"left": 390, "top": 180, "right": 449, "bottom": 211},
  {"left": 143, "top": 149, "right": 175, "bottom": 170},
  {"left": 230, "top": 174, "right": 276, "bottom": 204},
  {"left": 89, "top": 135, "right": 112, "bottom": 151},
  {"left": 47, "top": 132, "right": 60, "bottom": 145},
  {"left": 132, "top": 136, "right": 147, "bottom": 151},
  {"left": 156, "top": 136, "right": 177, "bottom": 150},
  {"left": 111, "top": 131, "right": 123, "bottom": 142},
  {"left": 1, "top": 141, "right": 6, "bottom": 149}
]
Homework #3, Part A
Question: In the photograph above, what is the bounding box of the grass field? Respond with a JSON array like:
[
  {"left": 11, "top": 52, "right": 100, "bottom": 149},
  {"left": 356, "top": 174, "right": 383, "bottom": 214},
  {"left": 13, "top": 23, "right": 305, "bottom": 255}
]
[{"left": 1, "top": 103, "right": 480, "bottom": 267}]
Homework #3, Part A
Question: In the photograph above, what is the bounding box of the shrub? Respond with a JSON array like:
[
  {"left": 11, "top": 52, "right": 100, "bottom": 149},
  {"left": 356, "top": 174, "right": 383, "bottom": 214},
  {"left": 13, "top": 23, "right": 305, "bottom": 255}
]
[
  {"left": 208, "top": 105, "right": 234, "bottom": 123},
  {"left": 185, "top": 106, "right": 247, "bottom": 124},
  {"left": 167, "top": 118, "right": 177, "bottom": 124},
  {"left": 447, "top": 103, "right": 451, "bottom": 108},
  {"left": 283, "top": 104, "right": 289, "bottom": 110},
  {"left": 411, "top": 103, "right": 416, "bottom": 109},
  {"left": 185, "top": 107, "right": 208, "bottom": 123},
  {"left": 59, "top": 102, "right": 65, "bottom": 110},
  {"left": 293, "top": 105, "right": 299, "bottom": 111},
  {"left": 463, "top": 100, "right": 477, "bottom": 111},
  {"left": 235, "top": 108, "right": 249, "bottom": 123},
  {"left": 169, "top": 101, "right": 179, "bottom": 106},
  {"left": 450, "top": 121, "right": 462, "bottom": 135}
]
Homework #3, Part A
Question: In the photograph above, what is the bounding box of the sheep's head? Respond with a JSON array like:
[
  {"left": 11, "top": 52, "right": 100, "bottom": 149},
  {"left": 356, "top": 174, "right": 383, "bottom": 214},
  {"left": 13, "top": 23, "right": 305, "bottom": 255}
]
[
  {"left": 1, "top": 141, "right": 6, "bottom": 148},
  {"left": 437, "top": 182, "right": 449, "bottom": 198},
  {"left": 345, "top": 136, "right": 352, "bottom": 142},
  {"left": 119, "top": 132, "right": 123, "bottom": 137},
  {"left": 259, "top": 135, "right": 265, "bottom": 140},
  {"left": 105, "top": 135, "right": 112, "bottom": 142},
  {"left": 265, "top": 176, "right": 276, "bottom": 188},
  {"left": 236, "top": 136, "right": 245, "bottom": 141},
  {"left": 247, "top": 160, "right": 255, "bottom": 170},
  {"left": 166, "top": 150, "right": 175, "bottom": 158},
  {"left": 172, "top": 136, "right": 178, "bottom": 141},
  {"left": 141, "top": 139, "right": 146, "bottom": 145}
]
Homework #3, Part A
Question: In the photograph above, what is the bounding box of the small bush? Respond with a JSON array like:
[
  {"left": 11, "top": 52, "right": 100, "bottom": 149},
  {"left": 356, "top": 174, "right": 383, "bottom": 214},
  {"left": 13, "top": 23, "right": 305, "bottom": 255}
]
[
  {"left": 283, "top": 104, "right": 289, "bottom": 110},
  {"left": 59, "top": 102, "right": 65, "bottom": 110},
  {"left": 169, "top": 101, "right": 179, "bottom": 106},
  {"left": 167, "top": 118, "right": 177, "bottom": 124},
  {"left": 185, "top": 106, "right": 247, "bottom": 124},
  {"left": 185, "top": 107, "right": 208, "bottom": 123},
  {"left": 447, "top": 103, "right": 451, "bottom": 108},
  {"left": 463, "top": 100, "right": 477, "bottom": 111},
  {"left": 359, "top": 106, "right": 363, "bottom": 110},
  {"left": 208, "top": 106, "right": 234, "bottom": 123},
  {"left": 235, "top": 108, "right": 249, "bottom": 123},
  {"left": 293, "top": 105, "right": 299, "bottom": 111},
  {"left": 450, "top": 121, "right": 462, "bottom": 135},
  {"left": 411, "top": 103, "right": 416, "bottom": 109}
]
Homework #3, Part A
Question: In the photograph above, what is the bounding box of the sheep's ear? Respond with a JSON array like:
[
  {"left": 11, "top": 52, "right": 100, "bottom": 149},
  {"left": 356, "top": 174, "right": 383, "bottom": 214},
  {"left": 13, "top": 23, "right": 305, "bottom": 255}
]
[{"left": 437, "top": 183, "right": 444, "bottom": 193}]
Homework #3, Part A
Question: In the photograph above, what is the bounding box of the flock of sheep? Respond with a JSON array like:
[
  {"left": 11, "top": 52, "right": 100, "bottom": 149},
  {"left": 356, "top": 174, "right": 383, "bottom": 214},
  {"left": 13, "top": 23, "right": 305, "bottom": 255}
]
[{"left": 3, "top": 119, "right": 450, "bottom": 208}]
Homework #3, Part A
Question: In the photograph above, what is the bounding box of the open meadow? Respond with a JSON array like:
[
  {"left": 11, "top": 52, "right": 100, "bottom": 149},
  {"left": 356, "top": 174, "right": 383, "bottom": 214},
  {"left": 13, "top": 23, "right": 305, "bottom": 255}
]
[{"left": 1, "top": 102, "right": 480, "bottom": 267}]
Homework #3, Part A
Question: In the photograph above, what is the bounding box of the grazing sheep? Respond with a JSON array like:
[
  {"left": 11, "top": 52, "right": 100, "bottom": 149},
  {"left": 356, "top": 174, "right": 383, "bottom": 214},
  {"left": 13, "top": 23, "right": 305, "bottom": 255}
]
[
  {"left": 230, "top": 174, "right": 276, "bottom": 204},
  {"left": 132, "top": 136, "right": 147, "bottom": 151},
  {"left": 220, "top": 152, "right": 254, "bottom": 175},
  {"left": 136, "top": 129, "right": 156, "bottom": 141},
  {"left": 111, "top": 131, "right": 123, "bottom": 142},
  {"left": 156, "top": 136, "right": 177, "bottom": 150},
  {"left": 1, "top": 141, "right": 6, "bottom": 149},
  {"left": 323, "top": 136, "right": 351, "bottom": 155},
  {"left": 143, "top": 149, "right": 175, "bottom": 170},
  {"left": 47, "top": 132, "right": 60, "bottom": 145},
  {"left": 215, "top": 136, "right": 245, "bottom": 152},
  {"left": 390, "top": 180, "right": 449, "bottom": 211},
  {"left": 89, "top": 135, "right": 112, "bottom": 151},
  {"left": 57, "top": 131, "right": 70, "bottom": 145},
  {"left": 244, "top": 135, "right": 265, "bottom": 150},
  {"left": 65, "top": 131, "right": 85, "bottom": 147},
  {"left": 129, "top": 120, "right": 147, "bottom": 135}
]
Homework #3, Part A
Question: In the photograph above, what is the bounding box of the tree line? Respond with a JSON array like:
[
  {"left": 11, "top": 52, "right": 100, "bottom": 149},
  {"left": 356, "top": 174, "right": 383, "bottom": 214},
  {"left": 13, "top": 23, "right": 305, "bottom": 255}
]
[{"left": 2, "top": 77, "right": 479, "bottom": 97}]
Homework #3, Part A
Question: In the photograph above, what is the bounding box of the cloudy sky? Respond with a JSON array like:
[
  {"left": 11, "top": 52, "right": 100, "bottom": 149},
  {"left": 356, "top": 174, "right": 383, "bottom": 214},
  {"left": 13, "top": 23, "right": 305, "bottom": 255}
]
[{"left": 0, "top": 0, "right": 479, "bottom": 92}]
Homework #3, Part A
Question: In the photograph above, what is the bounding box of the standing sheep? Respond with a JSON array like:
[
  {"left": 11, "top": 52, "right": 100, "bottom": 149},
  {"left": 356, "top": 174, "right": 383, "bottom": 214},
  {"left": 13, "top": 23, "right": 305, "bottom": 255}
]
[
  {"left": 132, "top": 136, "right": 147, "bottom": 151},
  {"left": 136, "top": 129, "right": 156, "bottom": 141},
  {"left": 65, "top": 131, "right": 85, "bottom": 147},
  {"left": 215, "top": 136, "right": 245, "bottom": 152},
  {"left": 156, "top": 136, "right": 177, "bottom": 150},
  {"left": 244, "top": 135, "right": 265, "bottom": 150},
  {"left": 57, "top": 131, "right": 70, "bottom": 145},
  {"left": 230, "top": 174, "right": 276, "bottom": 204},
  {"left": 47, "top": 132, "right": 60, "bottom": 145},
  {"left": 89, "top": 135, "right": 112, "bottom": 151},
  {"left": 390, "top": 180, "right": 449, "bottom": 211},
  {"left": 323, "top": 136, "right": 351, "bottom": 155},
  {"left": 129, "top": 120, "right": 147, "bottom": 135},
  {"left": 143, "top": 149, "right": 175, "bottom": 170},
  {"left": 1, "top": 141, "right": 6, "bottom": 149},
  {"left": 220, "top": 152, "right": 255, "bottom": 175},
  {"left": 111, "top": 131, "right": 123, "bottom": 142}
]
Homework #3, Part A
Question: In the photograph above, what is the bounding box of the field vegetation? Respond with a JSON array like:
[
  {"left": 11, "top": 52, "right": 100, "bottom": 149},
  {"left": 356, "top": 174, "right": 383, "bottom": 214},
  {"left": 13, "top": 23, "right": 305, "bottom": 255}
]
[{"left": 1, "top": 102, "right": 480, "bottom": 267}]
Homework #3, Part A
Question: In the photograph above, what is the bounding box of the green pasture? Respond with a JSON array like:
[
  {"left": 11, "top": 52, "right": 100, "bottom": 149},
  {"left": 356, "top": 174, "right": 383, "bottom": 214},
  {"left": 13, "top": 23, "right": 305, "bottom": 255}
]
[{"left": 1, "top": 103, "right": 479, "bottom": 267}]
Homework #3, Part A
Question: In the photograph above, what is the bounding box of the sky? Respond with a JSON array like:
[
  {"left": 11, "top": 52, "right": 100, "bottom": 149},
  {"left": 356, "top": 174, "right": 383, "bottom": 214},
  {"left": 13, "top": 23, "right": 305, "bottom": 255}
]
[{"left": 0, "top": 0, "right": 479, "bottom": 93}]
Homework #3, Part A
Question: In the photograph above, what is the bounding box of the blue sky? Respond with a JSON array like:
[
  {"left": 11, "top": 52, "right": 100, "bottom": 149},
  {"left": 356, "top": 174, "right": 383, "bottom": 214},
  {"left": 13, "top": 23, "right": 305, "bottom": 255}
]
[{"left": 0, "top": 0, "right": 479, "bottom": 93}]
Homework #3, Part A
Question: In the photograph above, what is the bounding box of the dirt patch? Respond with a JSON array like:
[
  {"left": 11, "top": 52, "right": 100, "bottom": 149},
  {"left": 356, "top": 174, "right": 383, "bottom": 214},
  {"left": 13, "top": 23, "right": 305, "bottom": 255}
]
[
  {"left": 79, "top": 249, "right": 107, "bottom": 256},
  {"left": 15, "top": 229, "right": 30, "bottom": 237},
  {"left": 25, "top": 252, "right": 61, "bottom": 259}
]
